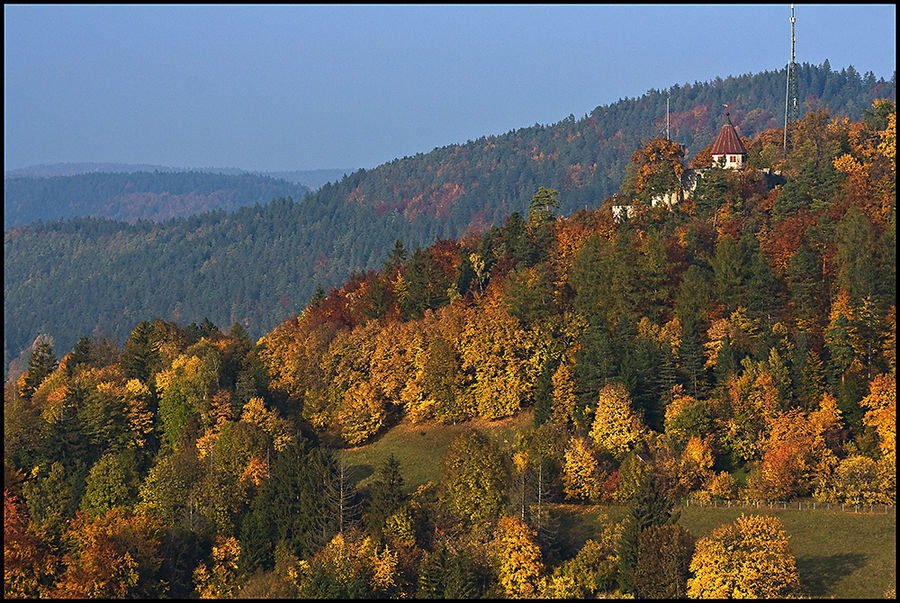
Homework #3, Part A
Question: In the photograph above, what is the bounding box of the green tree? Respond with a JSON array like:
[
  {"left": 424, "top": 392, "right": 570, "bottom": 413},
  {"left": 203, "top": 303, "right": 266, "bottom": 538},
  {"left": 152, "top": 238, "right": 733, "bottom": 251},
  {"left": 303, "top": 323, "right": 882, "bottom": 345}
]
[
  {"left": 120, "top": 321, "right": 159, "bottom": 384},
  {"left": 440, "top": 430, "right": 506, "bottom": 525},
  {"left": 365, "top": 454, "right": 406, "bottom": 537},
  {"left": 80, "top": 451, "right": 140, "bottom": 516},
  {"left": 617, "top": 472, "right": 678, "bottom": 595},
  {"left": 633, "top": 524, "right": 695, "bottom": 599},
  {"left": 22, "top": 338, "right": 58, "bottom": 400},
  {"left": 527, "top": 186, "right": 560, "bottom": 224},
  {"left": 417, "top": 544, "right": 476, "bottom": 599}
]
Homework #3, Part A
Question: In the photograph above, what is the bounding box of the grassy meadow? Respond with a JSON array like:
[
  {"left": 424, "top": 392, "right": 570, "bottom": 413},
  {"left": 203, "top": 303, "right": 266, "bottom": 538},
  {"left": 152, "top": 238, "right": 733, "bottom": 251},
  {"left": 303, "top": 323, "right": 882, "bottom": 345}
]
[
  {"left": 337, "top": 410, "right": 535, "bottom": 489},
  {"left": 337, "top": 416, "right": 896, "bottom": 599}
]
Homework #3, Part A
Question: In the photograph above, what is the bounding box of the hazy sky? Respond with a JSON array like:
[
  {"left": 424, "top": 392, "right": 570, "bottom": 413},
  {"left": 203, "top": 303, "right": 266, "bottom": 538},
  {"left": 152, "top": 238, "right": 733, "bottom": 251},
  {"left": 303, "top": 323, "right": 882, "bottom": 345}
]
[{"left": 4, "top": 4, "right": 896, "bottom": 173}]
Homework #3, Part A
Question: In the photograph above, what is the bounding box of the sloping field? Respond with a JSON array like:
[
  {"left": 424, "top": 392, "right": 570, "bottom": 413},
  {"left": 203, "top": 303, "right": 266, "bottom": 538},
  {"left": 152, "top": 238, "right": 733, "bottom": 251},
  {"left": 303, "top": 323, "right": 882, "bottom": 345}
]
[
  {"left": 337, "top": 411, "right": 534, "bottom": 490},
  {"left": 556, "top": 503, "right": 896, "bottom": 599}
]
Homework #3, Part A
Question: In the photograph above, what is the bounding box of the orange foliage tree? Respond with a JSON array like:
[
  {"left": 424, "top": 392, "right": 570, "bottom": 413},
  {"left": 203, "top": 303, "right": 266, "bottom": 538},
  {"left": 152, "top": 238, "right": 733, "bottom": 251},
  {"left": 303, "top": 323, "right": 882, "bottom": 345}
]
[{"left": 4, "top": 490, "right": 58, "bottom": 598}]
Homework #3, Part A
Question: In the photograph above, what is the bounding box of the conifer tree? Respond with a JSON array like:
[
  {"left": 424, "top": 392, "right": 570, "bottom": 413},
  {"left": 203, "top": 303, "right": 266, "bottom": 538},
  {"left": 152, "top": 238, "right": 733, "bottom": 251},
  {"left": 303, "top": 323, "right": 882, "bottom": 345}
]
[{"left": 617, "top": 472, "right": 678, "bottom": 595}]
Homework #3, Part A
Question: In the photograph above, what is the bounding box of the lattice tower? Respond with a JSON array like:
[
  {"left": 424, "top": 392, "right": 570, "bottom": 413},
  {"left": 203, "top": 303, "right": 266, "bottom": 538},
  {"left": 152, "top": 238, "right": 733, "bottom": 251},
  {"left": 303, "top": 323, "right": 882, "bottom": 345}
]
[{"left": 783, "top": 4, "right": 799, "bottom": 154}]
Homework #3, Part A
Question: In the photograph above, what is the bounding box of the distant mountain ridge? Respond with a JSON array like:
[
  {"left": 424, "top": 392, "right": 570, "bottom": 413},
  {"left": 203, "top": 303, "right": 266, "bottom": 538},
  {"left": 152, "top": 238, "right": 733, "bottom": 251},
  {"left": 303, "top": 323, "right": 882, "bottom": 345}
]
[
  {"left": 4, "top": 162, "right": 355, "bottom": 189},
  {"left": 3, "top": 171, "right": 313, "bottom": 229},
  {"left": 3, "top": 167, "right": 354, "bottom": 229}
]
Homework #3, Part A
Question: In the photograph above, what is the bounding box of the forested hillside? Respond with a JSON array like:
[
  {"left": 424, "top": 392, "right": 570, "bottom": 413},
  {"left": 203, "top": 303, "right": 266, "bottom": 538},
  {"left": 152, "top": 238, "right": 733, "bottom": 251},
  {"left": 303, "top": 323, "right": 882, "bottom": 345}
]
[
  {"left": 3, "top": 171, "right": 311, "bottom": 228},
  {"left": 4, "top": 98, "right": 894, "bottom": 599},
  {"left": 4, "top": 62, "right": 894, "bottom": 376}
]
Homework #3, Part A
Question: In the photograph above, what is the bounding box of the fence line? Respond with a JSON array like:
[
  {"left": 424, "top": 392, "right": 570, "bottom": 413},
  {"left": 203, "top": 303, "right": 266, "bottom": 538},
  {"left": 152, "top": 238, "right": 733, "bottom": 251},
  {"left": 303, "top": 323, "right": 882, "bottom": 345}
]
[{"left": 680, "top": 497, "right": 896, "bottom": 514}]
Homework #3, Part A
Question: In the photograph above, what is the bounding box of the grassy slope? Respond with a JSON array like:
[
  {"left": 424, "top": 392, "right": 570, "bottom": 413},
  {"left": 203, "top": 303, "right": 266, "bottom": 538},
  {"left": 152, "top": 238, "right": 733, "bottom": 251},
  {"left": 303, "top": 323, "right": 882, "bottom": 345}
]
[
  {"left": 337, "top": 416, "right": 896, "bottom": 599},
  {"left": 337, "top": 410, "right": 534, "bottom": 490}
]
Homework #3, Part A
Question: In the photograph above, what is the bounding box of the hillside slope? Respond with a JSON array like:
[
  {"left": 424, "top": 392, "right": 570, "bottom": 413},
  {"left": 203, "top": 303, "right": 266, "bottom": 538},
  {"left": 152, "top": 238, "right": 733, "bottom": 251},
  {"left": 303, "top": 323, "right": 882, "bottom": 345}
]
[{"left": 4, "top": 63, "right": 894, "bottom": 375}]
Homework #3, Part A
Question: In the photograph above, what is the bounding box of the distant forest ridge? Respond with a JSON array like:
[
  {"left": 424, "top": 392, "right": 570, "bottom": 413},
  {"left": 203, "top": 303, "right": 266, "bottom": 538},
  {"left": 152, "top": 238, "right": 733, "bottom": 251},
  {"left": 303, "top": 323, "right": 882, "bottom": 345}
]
[
  {"left": 4, "top": 163, "right": 354, "bottom": 190},
  {"left": 3, "top": 171, "right": 311, "bottom": 229},
  {"left": 3, "top": 167, "right": 356, "bottom": 228},
  {"left": 3, "top": 61, "right": 895, "bottom": 376}
]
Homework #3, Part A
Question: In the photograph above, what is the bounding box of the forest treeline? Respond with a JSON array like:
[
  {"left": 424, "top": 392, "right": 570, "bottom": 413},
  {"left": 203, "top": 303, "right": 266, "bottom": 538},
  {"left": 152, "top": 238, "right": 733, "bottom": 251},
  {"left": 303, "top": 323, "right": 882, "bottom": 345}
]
[
  {"left": 4, "top": 62, "right": 894, "bottom": 377},
  {"left": 3, "top": 171, "right": 311, "bottom": 229},
  {"left": 4, "top": 98, "right": 895, "bottom": 598}
]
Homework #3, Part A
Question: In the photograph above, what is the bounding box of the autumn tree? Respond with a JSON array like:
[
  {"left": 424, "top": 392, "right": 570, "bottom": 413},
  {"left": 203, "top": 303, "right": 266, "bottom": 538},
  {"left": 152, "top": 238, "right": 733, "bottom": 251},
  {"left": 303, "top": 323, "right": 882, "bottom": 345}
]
[
  {"left": 460, "top": 304, "right": 538, "bottom": 420},
  {"left": 687, "top": 514, "right": 801, "bottom": 599},
  {"left": 296, "top": 529, "right": 399, "bottom": 599},
  {"left": 493, "top": 515, "right": 545, "bottom": 599},
  {"left": 562, "top": 436, "right": 605, "bottom": 502},
  {"left": 4, "top": 490, "right": 58, "bottom": 598},
  {"left": 861, "top": 373, "right": 896, "bottom": 465},
  {"left": 589, "top": 381, "right": 644, "bottom": 458},
  {"left": 542, "top": 525, "right": 619, "bottom": 598},
  {"left": 440, "top": 430, "right": 506, "bottom": 525},
  {"left": 193, "top": 535, "right": 243, "bottom": 598},
  {"left": 622, "top": 135, "right": 686, "bottom": 203},
  {"left": 51, "top": 508, "right": 168, "bottom": 599}
]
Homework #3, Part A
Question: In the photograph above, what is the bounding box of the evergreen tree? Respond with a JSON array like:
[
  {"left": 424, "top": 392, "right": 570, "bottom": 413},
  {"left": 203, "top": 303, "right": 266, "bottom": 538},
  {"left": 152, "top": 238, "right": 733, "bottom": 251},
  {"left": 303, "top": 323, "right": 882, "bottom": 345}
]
[
  {"left": 21, "top": 338, "right": 58, "bottom": 400},
  {"left": 617, "top": 472, "right": 679, "bottom": 595},
  {"left": 365, "top": 454, "right": 406, "bottom": 537},
  {"left": 121, "top": 321, "right": 159, "bottom": 384}
]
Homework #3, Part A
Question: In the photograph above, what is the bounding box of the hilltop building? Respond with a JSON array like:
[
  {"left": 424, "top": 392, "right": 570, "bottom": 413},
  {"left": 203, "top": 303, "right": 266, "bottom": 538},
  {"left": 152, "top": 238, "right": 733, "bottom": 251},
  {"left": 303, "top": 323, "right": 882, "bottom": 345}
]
[
  {"left": 612, "top": 112, "right": 748, "bottom": 221},
  {"left": 709, "top": 113, "right": 747, "bottom": 170}
]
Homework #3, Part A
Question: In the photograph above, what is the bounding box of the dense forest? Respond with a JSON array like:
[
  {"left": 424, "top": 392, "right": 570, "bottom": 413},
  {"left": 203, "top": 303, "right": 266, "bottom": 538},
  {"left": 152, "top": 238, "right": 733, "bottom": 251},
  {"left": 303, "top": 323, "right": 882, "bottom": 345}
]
[
  {"left": 4, "top": 62, "right": 894, "bottom": 378},
  {"left": 3, "top": 171, "right": 312, "bottom": 229},
  {"left": 4, "top": 96, "right": 895, "bottom": 598}
]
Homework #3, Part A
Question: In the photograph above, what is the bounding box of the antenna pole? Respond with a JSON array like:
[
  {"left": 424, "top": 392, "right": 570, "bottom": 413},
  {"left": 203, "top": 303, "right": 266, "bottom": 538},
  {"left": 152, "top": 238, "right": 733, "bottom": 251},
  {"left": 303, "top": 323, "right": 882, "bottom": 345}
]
[
  {"left": 783, "top": 4, "right": 797, "bottom": 155},
  {"left": 666, "top": 93, "right": 670, "bottom": 139}
]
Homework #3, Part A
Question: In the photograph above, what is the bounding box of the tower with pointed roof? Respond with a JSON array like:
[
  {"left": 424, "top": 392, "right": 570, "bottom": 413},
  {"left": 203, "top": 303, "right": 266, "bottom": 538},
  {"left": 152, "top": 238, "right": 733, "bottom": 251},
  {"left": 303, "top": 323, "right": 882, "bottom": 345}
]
[{"left": 710, "top": 112, "right": 747, "bottom": 170}]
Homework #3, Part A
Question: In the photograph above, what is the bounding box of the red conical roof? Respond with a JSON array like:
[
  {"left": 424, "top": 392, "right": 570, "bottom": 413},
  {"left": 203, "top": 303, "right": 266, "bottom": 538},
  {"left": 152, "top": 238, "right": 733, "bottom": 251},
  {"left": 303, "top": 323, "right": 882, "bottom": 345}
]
[{"left": 710, "top": 114, "right": 747, "bottom": 155}]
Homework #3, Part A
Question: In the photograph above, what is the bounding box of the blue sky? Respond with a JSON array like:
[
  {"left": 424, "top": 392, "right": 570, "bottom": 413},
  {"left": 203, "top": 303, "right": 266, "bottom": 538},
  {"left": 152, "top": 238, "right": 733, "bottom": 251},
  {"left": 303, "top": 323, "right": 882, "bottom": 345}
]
[{"left": 4, "top": 4, "right": 896, "bottom": 173}]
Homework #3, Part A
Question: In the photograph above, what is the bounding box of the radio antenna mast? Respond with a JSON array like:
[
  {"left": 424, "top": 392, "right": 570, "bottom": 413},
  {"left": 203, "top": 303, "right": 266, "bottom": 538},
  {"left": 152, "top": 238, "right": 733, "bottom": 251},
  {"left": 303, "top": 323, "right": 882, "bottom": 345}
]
[
  {"left": 783, "top": 4, "right": 798, "bottom": 155},
  {"left": 666, "top": 92, "right": 670, "bottom": 139}
]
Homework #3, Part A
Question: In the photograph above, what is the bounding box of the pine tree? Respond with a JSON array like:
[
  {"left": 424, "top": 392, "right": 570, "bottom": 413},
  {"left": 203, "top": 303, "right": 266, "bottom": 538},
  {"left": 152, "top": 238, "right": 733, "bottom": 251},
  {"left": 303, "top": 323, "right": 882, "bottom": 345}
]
[
  {"left": 365, "top": 454, "right": 406, "bottom": 536},
  {"left": 617, "top": 472, "right": 678, "bottom": 595},
  {"left": 21, "top": 338, "right": 57, "bottom": 400}
]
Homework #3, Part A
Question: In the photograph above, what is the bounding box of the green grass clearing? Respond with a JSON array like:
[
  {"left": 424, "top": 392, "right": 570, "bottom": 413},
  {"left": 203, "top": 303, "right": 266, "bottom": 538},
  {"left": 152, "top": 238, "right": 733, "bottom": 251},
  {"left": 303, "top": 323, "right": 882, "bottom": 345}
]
[{"left": 336, "top": 410, "right": 535, "bottom": 490}]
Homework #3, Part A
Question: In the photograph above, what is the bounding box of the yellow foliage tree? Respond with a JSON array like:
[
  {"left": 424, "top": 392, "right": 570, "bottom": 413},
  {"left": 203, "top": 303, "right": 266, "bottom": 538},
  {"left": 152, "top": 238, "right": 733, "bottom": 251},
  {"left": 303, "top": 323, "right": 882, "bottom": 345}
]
[
  {"left": 193, "top": 535, "right": 242, "bottom": 598},
  {"left": 589, "top": 382, "right": 643, "bottom": 458},
  {"left": 494, "top": 516, "right": 545, "bottom": 599},
  {"left": 459, "top": 304, "right": 538, "bottom": 420},
  {"left": 338, "top": 380, "right": 386, "bottom": 446},
  {"left": 861, "top": 373, "right": 896, "bottom": 463},
  {"left": 562, "top": 437, "right": 604, "bottom": 502},
  {"left": 240, "top": 396, "right": 295, "bottom": 452},
  {"left": 677, "top": 436, "right": 716, "bottom": 495},
  {"left": 687, "top": 514, "right": 801, "bottom": 599},
  {"left": 296, "top": 531, "right": 398, "bottom": 598},
  {"left": 550, "top": 361, "right": 577, "bottom": 427},
  {"left": 823, "top": 455, "right": 890, "bottom": 505}
]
